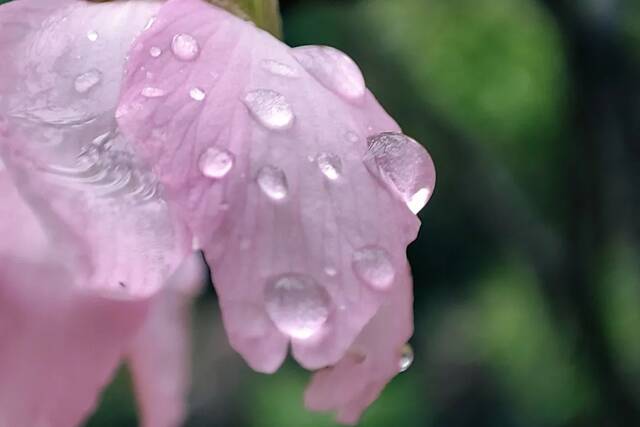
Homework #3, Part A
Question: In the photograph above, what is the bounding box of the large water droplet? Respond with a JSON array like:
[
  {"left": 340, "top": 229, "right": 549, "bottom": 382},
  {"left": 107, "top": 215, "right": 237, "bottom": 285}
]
[
  {"left": 141, "top": 87, "right": 166, "bottom": 98},
  {"left": 243, "top": 90, "right": 294, "bottom": 130},
  {"left": 86, "top": 30, "right": 98, "bottom": 42},
  {"left": 171, "top": 33, "right": 200, "bottom": 61},
  {"left": 257, "top": 165, "right": 288, "bottom": 200},
  {"left": 316, "top": 152, "right": 342, "bottom": 181},
  {"left": 292, "top": 46, "right": 366, "bottom": 100},
  {"left": 149, "top": 46, "right": 162, "bottom": 58},
  {"left": 198, "top": 147, "right": 234, "bottom": 179},
  {"left": 190, "top": 87, "right": 206, "bottom": 101},
  {"left": 264, "top": 274, "right": 331, "bottom": 340},
  {"left": 261, "top": 59, "right": 298, "bottom": 77},
  {"left": 365, "top": 132, "right": 436, "bottom": 214},
  {"left": 352, "top": 246, "right": 395, "bottom": 290},
  {"left": 399, "top": 344, "right": 414, "bottom": 372},
  {"left": 74, "top": 69, "right": 102, "bottom": 94}
]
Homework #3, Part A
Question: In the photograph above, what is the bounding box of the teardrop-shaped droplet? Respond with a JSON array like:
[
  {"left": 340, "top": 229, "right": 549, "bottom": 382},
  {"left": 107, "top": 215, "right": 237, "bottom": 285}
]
[
  {"left": 190, "top": 87, "right": 206, "bottom": 101},
  {"left": 171, "top": 33, "right": 200, "bottom": 61},
  {"left": 87, "top": 30, "right": 98, "bottom": 42},
  {"left": 74, "top": 69, "right": 102, "bottom": 94},
  {"left": 149, "top": 46, "right": 162, "bottom": 58},
  {"left": 292, "top": 46, "right": 366, "bottom": 100},
  {"left": 261, "top": 59, "right": 298, "bottom": 77},
  {"left": 316, "top": 152, "right": 342, "bottom": 181},
  {"left": 243, "top": 90, "right": 294, "bottom": 130},
  {"left": 399, "top": 344, "right": 414, "bottom": 372},
  {"left": 264, "top": 274, "right": 331, "bottom": 340},
  {"left": 198, "top": 147, "right": 234, "bottom": 179},
  {"left": 141, "top": 87, "right": 166, "bottom": 98},
  {"left": 257, "top": 165, "right": 288, "bottom": 200},
  {"left": 352, "top": 246, "right": 395, "bottom": 290},
  {"left": 365, "top": 132, "right": 436, "bottom": 214}
]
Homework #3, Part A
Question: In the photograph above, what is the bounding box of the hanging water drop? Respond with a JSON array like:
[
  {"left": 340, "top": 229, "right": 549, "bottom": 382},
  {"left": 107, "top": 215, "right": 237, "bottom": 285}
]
[
  {"left": 243, "top": 90, "right": 294, "bottom": 130},
  {"left": 316, "top": 152, "right": 342, "bottom": 181},
  {"left": 257, "top": 165, "right": 288, "bottom": 200},
  {"left": 352, "top": 246, "right": 395, "bottom": 290},
  {"left": 264, "top": 274, "right": 331, "bottom": 340},
  {"left": 190, "top": 87, "right": 206, "bottom": 101},
  {"left": 74, "top": 69, "right": 102, "bottom": 94},
  {"left": 198, "top": 147, "right": 234, "bottom": 179},
  {"left": 171, "top": 33, "right": 200, "bottom": 61},
  {"left": 399, "top": 344, "right": 414, "bottom": 372}
]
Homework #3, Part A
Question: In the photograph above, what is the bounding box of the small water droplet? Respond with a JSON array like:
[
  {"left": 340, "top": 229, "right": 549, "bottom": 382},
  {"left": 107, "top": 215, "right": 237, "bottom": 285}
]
[
  {"left": 149, "top": 46, "right": 162, "bottom": 58},
  {"left": 352, "top": 246, "right": 395, "bottom": 290},
  {"left": 399, "top": 344, "right": 414, "bottom": 372},
  {"left": 190, "top": 87, "right": 206, "bottom": 101},
  {"left": 87, "top": 30, "right": 98, "bottom": 42},
  {"left": 171, "top": 33, "right": 199, "bottom": 61},
  {"left": 264, "top": 274, "right": 331, "bottom": 340},
  {"left": 261, "top": 59, "right": 298, "bottom": 77},
  {"left": 144, "top": 16, "right": 156, "bottom": 31},
  {"left": 257, "top": 165, "right": 288, "bottom": 200},
  {"left": 292, "top": 46, "right": 366, "bottom": 100},
  {"left": 243, "top": 90, "right": 294, "bottom": 130},
  {"left": 365, "top": 132, "right": 436, "bottom": 214},
  {"left": 346, "top": 131, "right": 359, "bottom": 143},
  {"left": 324, "top": 266, "right": 338, "bottom": 277},
  {"left": 198, "top": 147, "right": 234, "bottom": 179},
  {"left": 141, "top": 87, "right": 166, "bottom": 98},
  {"left": 316, "top": 152, "right": 342, "bottom": 181},
  {"left": 74, "top": 69, "right": 102, "bottom": 93}
]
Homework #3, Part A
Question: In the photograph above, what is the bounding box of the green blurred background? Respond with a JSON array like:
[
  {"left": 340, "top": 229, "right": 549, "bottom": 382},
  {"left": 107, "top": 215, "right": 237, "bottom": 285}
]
[{"left": 5, "top": 0, "right": 640, "bottom": 426}]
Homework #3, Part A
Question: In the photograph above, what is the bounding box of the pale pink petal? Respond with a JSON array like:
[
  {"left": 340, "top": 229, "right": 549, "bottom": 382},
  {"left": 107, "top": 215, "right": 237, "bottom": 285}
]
[
  {"left": 128, "top": 253, "right": 207, "bottom": 427},
  {"left": 0, "top": 170, "right": 150, "bottom": 427},
  {"left": 0, "top": 0, "right": 189, "bottom": 298}
]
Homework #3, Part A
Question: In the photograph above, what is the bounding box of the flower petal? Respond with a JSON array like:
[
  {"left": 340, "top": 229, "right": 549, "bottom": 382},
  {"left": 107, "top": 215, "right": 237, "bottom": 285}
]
[
  {"left": 116, "top": 0, "right": 425, "bottom": 377},
  {"left": 0, "top": 0, "right": 189, "bottom": 298}
]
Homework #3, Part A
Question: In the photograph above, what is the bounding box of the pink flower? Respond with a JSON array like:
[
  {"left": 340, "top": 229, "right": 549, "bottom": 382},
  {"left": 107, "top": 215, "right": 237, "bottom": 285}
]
[{"left": 0, "top": 0, "right": 436, "bottom": 425}]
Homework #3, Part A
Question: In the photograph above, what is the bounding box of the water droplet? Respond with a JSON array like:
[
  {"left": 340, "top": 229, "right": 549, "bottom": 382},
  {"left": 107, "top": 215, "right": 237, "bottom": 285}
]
[
  {"left": 365, "top": 132, "right": 436, "bottom": 214},
  {"left": 87, "top": 30, "right": 98, "bottom": 42},
  {"left": 324, "top": 266, "right": 338, "bottom": 277},
  {"left": 141, "top": 87, "right": 166, "bottom": 98},
  {"left": 346, "top": 131, "right": 359, "bottom": 143},
  {"left": 144, "top": 16, "right": 156, "bottom": 31},
  {"left": 292, "top": 46, "right": 366, "bottom": 100},
  {"left": 243, "top": 90, "right": 294, "bottom": 130},
  {"left": 399, "top": 344, "right": 414, "bottom": 372},
  {"left": 264, "top": 274, "right": 331, "bottom": 340},
  {"left": 352, "top": 246, "right": 395, "bottom": 290},
  {"left": 74, "top": 69, "right": 102, "bottom": 93},
  {"left": 149, "top": 46, "right": 162, "bottom": 58},
  {"left": 261, "top": 59, "right": 298, "bottom": 77},
  {"left": 257, "top": 165, "right": 288, "bottom": 200},
  {"left": 316, "top": 152, "right": 342, "bottom": 181},
  {"left": 171, "top": 33, "right": 199, "bottom": 61},
  {"left": 198, "top": 147, "right": 234, "bottom": 179},
  {"left": 190, "top": 87, "right": 206, "bottom": 101}
]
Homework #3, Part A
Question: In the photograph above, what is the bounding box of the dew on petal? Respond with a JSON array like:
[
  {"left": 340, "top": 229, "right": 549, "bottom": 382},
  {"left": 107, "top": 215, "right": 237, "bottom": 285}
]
[
  {"left": 261, "top": 59, "right": 298, "bottom": 77},
  {"left": 74, "top": 69, "right": 102, "bottom": 94},
  {"left": 86, "top": 30, "right": 98, "bottom": 42},
  {"left": 346, "top": 130, "right": 360, "bottom": 143},
  {"left": 292, "top": 46, "right": 366, "bottom": 100},
  {"left": 141, "top": 87, "right": 166, "bottom": 98},
  {"left": 399, "top": 344, "right": 414, "bottom": 372},
  {"left": 243, "top": 90, "right": 294, "bottom": 130},
  {"left": 352, "top": 246, "right": 395, "bottom": 290},
  {"left": 143, "top": 16, "right": 156, "bottom": 31},
  {"left": 316, "top": 152, "right": 342, "bottom": 181},
  {"left": 257, "top": 165, "right": 289, "bottom": 200},
  {"left": 324, "top": 266, "right": 338, "bottom": 277},
  {"left": 189, "top": 87, "right": 206, "bottom": 101},
  {"left": 365, "top": 132, "right": 436, "bottom": 214},
  {"left": 264, "top": 274, "right": 331, "bottom": 340},
  {"left": 198, "top": 147, "right": 234, "bottom": 179},
  {"left": 171, "top": 33, "right": 200, "bottom": 61},
  {"left": 149, "top": 46, "right": 162, "bottom": 58}
]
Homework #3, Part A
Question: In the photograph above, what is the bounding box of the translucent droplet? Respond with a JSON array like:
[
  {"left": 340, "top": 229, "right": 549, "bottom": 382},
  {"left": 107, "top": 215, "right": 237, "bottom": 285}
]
[
  {"left": 198, "top": 147, "right": 234, "bottom": 179},
  {"left": 324, "top": 266, "right": 338, "bottom": 277},
  {"left": 74, "top": 69, "right": 102, "bottom": 94},
  {"left": 141, "top": 87, "right": 166, "bottom": 98},
  {"left": 365, "top": 132, "right": 436, "bottom": 214},
  {"left": 264, "top": 274, "right": 331, "bottom": 340},
  {"left": 243, "top": 90, "right": 294, "bottom": 130},
  {"left": 143, "top": 16, "right": 156, "bottom": 31},
  {"left": 87, "top": 30, "right": 98, "bottom": 42},
  {"left": 352, "top": 246, "right": 395, "bottom": 290},
  {"left": 171, "top": 33, "right": 200, "bottom": 61},
  {"left": 261, "top": 59, "right": 298, "bottom": 77},
  {"left": 399, "top": 344, "right": 414, "bottom": 372},
  {"left": 190, "top": 87, "right": 206, "bottom": 101},
  {"left": 149, "top": 46, "right": 162, "bottom": 58},
  {"left": 316, "top": 152, "right": 342, "bottom": 181},
  {"left": 346, "top": 131, "right": 359, "bottom": 143},
  {"left": 257, "top": 165, "right": 288, "bottom": 200},
  {"left": 292, "top": 46, "right": 366, "bottom": 100}
]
